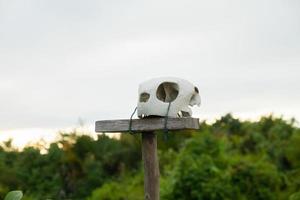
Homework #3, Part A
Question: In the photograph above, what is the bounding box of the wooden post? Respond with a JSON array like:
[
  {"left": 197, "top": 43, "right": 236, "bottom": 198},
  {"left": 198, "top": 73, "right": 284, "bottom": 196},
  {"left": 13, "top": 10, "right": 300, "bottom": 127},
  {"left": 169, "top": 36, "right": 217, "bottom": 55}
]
[
  {"left": 142, "top": 132, "right": 159, "bottom": 200},
  {"left": 95, "top": 117, "right": 199, "bottom": 200}
]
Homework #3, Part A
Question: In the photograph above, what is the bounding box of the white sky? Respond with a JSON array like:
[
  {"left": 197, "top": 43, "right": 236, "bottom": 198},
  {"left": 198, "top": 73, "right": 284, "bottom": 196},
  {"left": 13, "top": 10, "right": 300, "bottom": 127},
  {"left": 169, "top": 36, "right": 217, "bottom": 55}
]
[{"left": 0, "top": 0, "right": 300, "bottom": 147}]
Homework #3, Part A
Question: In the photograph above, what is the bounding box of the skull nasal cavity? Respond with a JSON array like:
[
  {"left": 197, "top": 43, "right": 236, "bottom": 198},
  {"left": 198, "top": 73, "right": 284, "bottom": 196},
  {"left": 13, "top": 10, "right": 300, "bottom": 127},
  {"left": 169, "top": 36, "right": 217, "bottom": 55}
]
[
  {"left": 156, "top": 82, "right": 179, "bottom": 102},
  {"left": 139, "top": 92, "right": 150, "bottom": 102}
]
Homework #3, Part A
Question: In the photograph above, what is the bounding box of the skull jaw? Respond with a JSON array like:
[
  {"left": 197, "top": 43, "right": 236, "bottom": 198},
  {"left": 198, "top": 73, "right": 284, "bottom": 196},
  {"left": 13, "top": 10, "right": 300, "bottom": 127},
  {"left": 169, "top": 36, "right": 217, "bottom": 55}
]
[{"left": 137, "top": 103, "right": 192, "bottom": 118}]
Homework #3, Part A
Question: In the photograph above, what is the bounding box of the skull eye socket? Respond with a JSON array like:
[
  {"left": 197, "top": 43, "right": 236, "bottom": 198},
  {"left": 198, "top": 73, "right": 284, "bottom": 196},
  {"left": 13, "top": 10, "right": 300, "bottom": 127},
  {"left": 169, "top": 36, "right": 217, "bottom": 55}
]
[
  {"left": 139, "top": 92, "right": 150, "bottom": 102},
  {"left": 194, "top": 87, "right": 199, "bottom": 93},
  {"left": 156, "top": 82, "right": 179, "bottom": 103}
]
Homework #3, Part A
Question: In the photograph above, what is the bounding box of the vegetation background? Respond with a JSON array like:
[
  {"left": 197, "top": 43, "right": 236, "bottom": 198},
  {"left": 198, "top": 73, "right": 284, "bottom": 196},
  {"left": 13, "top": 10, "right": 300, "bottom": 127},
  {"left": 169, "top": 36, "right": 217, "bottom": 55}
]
[{"left": 0, "top": 114, "right": 299, "bottom": 200}]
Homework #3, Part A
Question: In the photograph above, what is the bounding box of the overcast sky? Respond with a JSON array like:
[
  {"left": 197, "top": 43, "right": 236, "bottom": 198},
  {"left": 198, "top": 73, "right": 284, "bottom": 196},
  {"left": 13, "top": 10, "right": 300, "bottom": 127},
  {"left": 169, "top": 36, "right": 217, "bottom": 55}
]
[{"left": 1, "top": 0, "right": 300, "bottom": 137}]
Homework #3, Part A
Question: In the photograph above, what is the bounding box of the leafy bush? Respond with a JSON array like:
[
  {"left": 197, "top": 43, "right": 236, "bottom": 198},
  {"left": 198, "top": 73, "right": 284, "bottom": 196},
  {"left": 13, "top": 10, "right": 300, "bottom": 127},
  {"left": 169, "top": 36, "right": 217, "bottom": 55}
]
[
  {"left": 88, "top": 173, "right": 144, "bottom": 200},
  {"left": 4, "top": 191, "right": 23, "bottom": 200},
  {"left": 0, "top": 115, "right": 299, "bottom": 200}
]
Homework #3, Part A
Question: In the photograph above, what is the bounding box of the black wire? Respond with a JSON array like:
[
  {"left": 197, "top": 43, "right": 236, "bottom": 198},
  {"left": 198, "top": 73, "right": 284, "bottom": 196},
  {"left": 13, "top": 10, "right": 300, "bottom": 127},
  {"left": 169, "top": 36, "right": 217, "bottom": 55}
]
[
  {"left": 129, "top": 107, "right": 137, "bottom": 134},
  {"left": 126, "top": 106, "right": 141, "bottom": 146},
  {"left": 164, "top": 102, "right": 171, "bottom": 140},
  {"left": 129, "top": 104, "right": 170, "bottom": 140}
]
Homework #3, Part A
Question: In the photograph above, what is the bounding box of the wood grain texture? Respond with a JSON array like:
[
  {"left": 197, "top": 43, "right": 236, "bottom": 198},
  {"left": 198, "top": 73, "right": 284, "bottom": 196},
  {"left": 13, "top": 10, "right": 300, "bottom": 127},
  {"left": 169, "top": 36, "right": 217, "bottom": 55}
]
[
  {"left": 95, "top": 117, "right": 199, "bottom": 133},
  {"left": 142, "top": 132, "right": 159, "bottom": 200}
]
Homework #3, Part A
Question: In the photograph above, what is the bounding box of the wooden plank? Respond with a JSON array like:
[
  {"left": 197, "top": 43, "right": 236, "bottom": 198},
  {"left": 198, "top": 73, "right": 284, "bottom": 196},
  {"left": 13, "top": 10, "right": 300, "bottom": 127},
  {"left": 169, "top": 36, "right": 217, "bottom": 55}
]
[
  {"left": 95, "top": 117, "right": 199, "bottom": 133},
  {"left": 142, "top": 132, "right": 159, "bottom": 200}
]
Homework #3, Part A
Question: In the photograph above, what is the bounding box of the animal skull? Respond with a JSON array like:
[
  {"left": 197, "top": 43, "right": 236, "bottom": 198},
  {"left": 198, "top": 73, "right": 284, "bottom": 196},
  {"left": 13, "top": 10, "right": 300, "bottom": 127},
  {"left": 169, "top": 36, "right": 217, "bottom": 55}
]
[{"left": 137, "top": 77, "right": 201, "bottom": 118}]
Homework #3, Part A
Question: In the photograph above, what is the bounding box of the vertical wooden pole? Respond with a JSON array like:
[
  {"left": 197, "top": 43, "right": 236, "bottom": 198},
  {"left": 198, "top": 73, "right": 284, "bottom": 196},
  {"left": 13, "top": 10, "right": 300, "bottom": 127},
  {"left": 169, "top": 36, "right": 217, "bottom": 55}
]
[{"left": 142, "top": 131, "right": 160, "bottom": 200}]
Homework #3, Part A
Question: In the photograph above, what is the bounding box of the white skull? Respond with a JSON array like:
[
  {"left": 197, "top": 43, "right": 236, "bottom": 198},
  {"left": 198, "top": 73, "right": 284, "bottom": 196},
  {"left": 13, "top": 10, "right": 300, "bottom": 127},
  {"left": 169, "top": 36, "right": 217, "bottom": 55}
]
[{"left": 137, "top": 77, "right": 201, "bottom": 118}]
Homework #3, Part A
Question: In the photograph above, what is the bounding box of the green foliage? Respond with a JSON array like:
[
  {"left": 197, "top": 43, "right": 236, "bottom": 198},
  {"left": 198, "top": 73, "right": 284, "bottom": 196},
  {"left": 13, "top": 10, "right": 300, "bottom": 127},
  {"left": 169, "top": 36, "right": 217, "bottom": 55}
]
[
  {"left": 290, "top": 192, "right": 300, "bottom": 200},
  {"left": 88, "top": 173, "right": 144, "bottom": 200},
  {"left": 161, "top": 115, "right": 299, "bottom": 200},
  {"left": 0, "top": 114, "right": 299, "bottom": 200},
  {"left": 4, "top": 191, "right": 23, "bottom": 200},
  {"left": 161, "top": 133, "right": 234, "bottom": 200}
]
